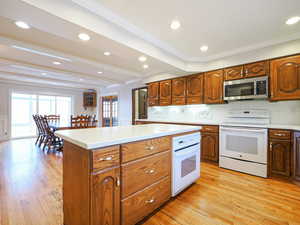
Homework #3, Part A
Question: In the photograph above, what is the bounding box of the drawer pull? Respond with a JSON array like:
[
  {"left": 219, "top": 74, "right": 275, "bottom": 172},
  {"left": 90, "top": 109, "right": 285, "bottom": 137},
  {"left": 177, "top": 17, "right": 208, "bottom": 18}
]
[
  {"left": 116, "top": 177, "right": 120, "bottom": 187},
  {"left": 145, "top": 146, "right": 154, "bottom": 151},
  {"left": 98, "top": 156, "right": 113, "bottom": 161},
  {"left": 145, "top": 198, "right": 155, "bottom": 204},
  {"left": 269, "top": 142, "right": 273, "bottom": 151},
  {"left": 274, "top": 133, "right": 285, "bottom": 136},
  {"left": 145, "top": 169, "right": 155, "bottom": 174}
]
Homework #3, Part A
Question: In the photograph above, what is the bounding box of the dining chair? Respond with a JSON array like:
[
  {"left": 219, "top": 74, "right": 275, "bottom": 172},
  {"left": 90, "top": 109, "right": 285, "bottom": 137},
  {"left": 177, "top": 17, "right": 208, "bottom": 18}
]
[
  {"left": 45, "top": 115, "right": 60, "bottom": 122},
  {"left": 40, "top": 116, "right": 63, "bottom": 151},
  {"left": 71, "top": 115, "right": 97, "bottom": 129}
]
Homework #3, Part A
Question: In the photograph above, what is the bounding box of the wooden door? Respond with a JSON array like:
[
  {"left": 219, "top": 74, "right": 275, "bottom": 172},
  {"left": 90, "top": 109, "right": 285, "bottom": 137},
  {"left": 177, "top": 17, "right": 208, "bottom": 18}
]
[
  {"left": 159, "top": 80, "right": 172, "bottom": 106},
  {"left": 172, "top": 77, "right": 186, "bottom": 105},
  {"left": 269, "top": 140, "right": 291, "bottom": 177},
  {"left": 204, "top": 70, "right": 224, "bottom": 104},
  {"left": 244, "top": 61, "right": 269, "bottom": 78},
  {"left": 91, "top": 167, "right": 120, "bottom": 225},
  {"left": 186, "top": 74, "right": 204, "bottom": 104},
  {"left": 201, "top": 133, "right": 219, "bottom": 162},
  {"left": 270, "top": 55, "right": 300, "bottom": 101},
  {"left": 102, "top": 96, "right": 118, "bottom": 127},
  {"left": 224, "top": 65, "right": 244, "bottom": 81},
  {"left": 148, "top": 82, "right": 159, "bottom": 99},
  {"left": 294, "top": 132, "right": 300, "bottom": 182}
]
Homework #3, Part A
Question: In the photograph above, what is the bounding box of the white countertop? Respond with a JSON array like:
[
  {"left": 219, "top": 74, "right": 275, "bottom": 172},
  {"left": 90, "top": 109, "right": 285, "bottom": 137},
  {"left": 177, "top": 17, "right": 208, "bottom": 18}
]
[
  {"left": 56, "top": 124, "right": 201, "bottom": 150},
  {"left": 136, "top": 119, "right": 300, "bottom": 131}
]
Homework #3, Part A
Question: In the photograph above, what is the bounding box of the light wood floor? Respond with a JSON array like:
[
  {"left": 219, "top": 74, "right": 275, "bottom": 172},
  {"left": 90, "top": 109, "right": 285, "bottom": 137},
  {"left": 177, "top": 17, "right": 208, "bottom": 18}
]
[{"left": 1, "top": 139, "right": 300, "bottom": 225}]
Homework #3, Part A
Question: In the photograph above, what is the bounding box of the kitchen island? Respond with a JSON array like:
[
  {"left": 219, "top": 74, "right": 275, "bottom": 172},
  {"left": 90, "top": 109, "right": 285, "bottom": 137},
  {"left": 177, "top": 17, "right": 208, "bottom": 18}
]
[{"left": 56, "top": 124, "right": 201, "bottom": 225}]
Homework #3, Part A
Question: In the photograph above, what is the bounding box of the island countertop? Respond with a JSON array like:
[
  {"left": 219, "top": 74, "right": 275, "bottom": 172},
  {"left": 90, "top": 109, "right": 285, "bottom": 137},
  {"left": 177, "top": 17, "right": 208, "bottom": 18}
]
[{"left": 56, "top": 124, "right": 201, "bottom": 150}]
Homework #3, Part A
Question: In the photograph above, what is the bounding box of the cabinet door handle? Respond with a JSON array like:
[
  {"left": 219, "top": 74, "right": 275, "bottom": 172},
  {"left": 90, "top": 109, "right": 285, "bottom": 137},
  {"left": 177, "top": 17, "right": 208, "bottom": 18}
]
[
  {"left": 98, "top": 156, "right": 113, "bottom": 161},
  {"left": 116, "top": 177, "right": 120, "bottom": 187},
  {"left": 145, "top": 169, "right": 155, "bottom": 174},
  {"left": 245, "top": 69, "right": 248, "bottom": 75},
  {"left": 145, "top": 146, "right": 154, "bottom": 151},
  {"left": 241, "top": 68, "right": 244, "bottom": 76},
  {"left": 269, "top": 142, "right": 273, "bottom": 151},
  {"left": 274, "top": 133, "right": 284, "bottom": 137},
  {"left": 145, "top": 198, "right": 155, "bottom": 204}
]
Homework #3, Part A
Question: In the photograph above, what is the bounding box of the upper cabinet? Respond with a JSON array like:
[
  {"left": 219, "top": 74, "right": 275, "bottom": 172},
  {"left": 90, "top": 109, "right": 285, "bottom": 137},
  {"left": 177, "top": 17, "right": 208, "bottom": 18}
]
[
  {"left": 224, "top": 60, "right": 269, "bottom": 81},
  {"left": 204, "top": 70, "right": 224, "bottom": 104},
  {"left": 159, "top": 80, "right": 172, "bottom": 106},
  {"left": 270, "top": 55, "right": 300, "bottom": 101},
  {"left": 186, "top": 74, "right": 204, "bottom": 104},
  {"left": 172, "top": 77, "right": 186, "bottom": 105},
  {"left": 148, "top": 82, "right": 160, "bottom": 106}
]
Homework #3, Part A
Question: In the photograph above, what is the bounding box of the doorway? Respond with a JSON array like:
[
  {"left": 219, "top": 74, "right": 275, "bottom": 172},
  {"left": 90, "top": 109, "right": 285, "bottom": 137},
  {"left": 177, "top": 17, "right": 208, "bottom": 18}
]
[
  {"left": 132, "top": 87, "right": 148, "bottom": 124},
  {"left": 101, "top": 96, "right": 118, "bottom": 127}
]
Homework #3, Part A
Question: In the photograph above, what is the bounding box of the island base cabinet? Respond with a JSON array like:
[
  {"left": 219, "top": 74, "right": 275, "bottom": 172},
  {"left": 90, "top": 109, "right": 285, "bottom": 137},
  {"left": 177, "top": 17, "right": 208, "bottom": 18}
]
[
  {"left": 121, "top": 176, "right": 171, "bottom": 225},
  {"left": 294, "top": 132, "right": 300, "bottom": 183},
  {"left": 91, "top": 167, "right": 120, "bottom": 225}
]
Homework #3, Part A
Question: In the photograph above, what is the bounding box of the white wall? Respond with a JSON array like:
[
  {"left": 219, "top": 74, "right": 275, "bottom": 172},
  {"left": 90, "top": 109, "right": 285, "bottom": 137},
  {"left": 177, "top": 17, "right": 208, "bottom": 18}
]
[
  {"left": 0, "top": 80, "right": 98, "bottom": 141},
  {"left": 148, "top": 100, "right": 300, "bottom": 125},
  {"left": 100, "top": 82, "right": 145, "bottom": 126}
]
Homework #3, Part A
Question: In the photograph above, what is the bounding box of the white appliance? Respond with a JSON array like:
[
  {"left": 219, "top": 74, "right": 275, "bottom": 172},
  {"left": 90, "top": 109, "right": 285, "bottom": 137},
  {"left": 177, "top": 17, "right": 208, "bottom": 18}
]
[
  {"left": 220, "top": 109, "right": 270, "bottom": 178},
  {"left": 172, "top": 132, "right": 201, "bottom": 196}
]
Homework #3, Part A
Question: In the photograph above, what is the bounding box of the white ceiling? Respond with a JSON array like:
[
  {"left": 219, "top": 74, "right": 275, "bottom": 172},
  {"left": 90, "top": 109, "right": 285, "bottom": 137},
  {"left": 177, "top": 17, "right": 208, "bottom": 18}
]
[{"left": 0, "top": 0, "right": 299, "bottom": 89}]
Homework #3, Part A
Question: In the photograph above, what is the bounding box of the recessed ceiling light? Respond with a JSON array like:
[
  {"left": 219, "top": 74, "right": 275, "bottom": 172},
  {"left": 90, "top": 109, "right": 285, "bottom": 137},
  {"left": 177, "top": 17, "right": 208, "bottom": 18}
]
[
  {"left": 138, "top": 56, "right": 147, "bottom": 62},
  {"left": 104, "top": 51, "right": 111, "bottom": 56},
  {"left": 143, "top": 64, "right": 149, "bottom": 69},
  {"left": 80, "top": 78, "right": 84, "bottom": 81},
  {"left": 286, "top": 16, "right": 300, "bottom": 25},
  {"left": 170, "top": 20, "right": 181, "bottom": 30},
  {"left": 200, "top": 45, "right": 208, "bottom": 52},
  {"left": 41, "top": 73, "right": 47, "bottom": 75},
  {"left": 78, "top": 33, "right": 90, "bottom": 41},
  {"left": 97, "top": 71, "right": 103, "bottom": 74},
  {"left": 53, "top": 61, "right": 61, "bottom": 65},
  {"left": 15, "top": 21, "right": 30, "bottom": 29}
]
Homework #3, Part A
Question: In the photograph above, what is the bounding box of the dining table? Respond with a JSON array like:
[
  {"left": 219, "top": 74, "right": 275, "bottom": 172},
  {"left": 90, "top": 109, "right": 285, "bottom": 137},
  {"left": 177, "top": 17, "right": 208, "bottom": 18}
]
[{"left": 48, "top": 120, "right": 98, "bottom": 131}]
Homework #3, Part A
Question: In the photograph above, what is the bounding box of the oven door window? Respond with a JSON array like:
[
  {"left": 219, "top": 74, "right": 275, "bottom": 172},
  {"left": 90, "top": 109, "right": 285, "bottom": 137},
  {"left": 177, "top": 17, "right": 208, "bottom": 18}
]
[
  {"left": 225, "top": 82, "right": 254, "bottom": 97},
  {"left": 181, "top": 155, "right": 196, "bottom": 177},
  {"left": 226, "top": 135, "right": 258, "bottom": 155}
]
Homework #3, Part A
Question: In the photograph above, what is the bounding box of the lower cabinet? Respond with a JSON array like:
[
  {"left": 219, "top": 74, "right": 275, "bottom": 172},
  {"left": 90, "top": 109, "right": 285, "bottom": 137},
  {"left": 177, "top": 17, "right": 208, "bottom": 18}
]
[
  {"left": 201, "top": 126, "right": 219, "bottom": 162},
  {"left": 91, "top": 168, "right": 120, "bottom": 225},
  {"left": 294, "top": 132, "right": 300, "bottom": 182},
  {"left": 268, "top": 129, "right": 292, "bottom": 178}
]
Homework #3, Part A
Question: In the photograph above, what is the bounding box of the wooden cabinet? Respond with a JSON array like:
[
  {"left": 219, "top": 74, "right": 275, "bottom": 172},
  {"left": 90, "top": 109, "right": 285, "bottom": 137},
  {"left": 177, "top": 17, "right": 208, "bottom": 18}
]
[
  {"left": 204, "top": 70, "right": 224, "bottom": 104},
  {"left": 91, "top": 168, "right": 120, "bottom": 225},
  {"left": 294, "top": 132, "right": 300, "bottom": 182},
  {"left": 224, "top": 65, "right": 243, "bottom": 81},
  {"left": 244, "top": 61, "right": 269, "bottom": 78},
  {"left": 186, "top": 74, "right": 204, "bottom": 104},
  {"left": 148, "top": 82, "right": 160, "bottom": 106},
  {"left": 269, "top": 129, "right": 292, "bottom": 178},
  {"left": 224, "top": 61, "right": 269, "bottom": 81},
  {"left": 270, "top": 55, "right": 300, "bottom": 101},
  {"left": 159, "top": 80, "right": 172, "bottom": 106},
  {"left": 201, "top": 126, "right": 219, "bottom": 162},
  {"left": 172, "top": 77, "right": 186, "bottom": 105},
  {"left": 84, "top": 92, "right": 97, "bottom": 107}
]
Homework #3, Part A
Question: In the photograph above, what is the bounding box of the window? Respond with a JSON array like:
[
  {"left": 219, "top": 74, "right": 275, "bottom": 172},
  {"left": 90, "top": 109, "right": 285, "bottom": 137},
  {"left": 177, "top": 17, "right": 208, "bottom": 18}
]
[
  {"left": 102, "top": 96, "right": 118, "bottom": 127},
  {"left": 11, "top": 93, "right": 72, "bottom": 138}
]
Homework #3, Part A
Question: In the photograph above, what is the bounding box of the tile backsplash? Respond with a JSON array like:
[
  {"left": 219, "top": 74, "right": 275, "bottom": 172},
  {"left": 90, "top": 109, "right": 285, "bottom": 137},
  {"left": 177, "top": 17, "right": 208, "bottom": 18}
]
[{"left": 148, "top": 100, "right": 300, "bottom": 125}]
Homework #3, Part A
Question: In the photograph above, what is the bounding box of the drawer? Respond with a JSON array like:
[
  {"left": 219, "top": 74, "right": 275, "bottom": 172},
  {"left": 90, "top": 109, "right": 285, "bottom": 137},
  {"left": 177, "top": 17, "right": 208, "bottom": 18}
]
[
  {"left": 269, "top": 129, "right": 291, "bottom": 140},
  {"left": 121, "top": 136, "right": 171, "bottom": 163},
  {"left": 121, "top": 151, "right": 170, "bottom": 198},
  {"left": 121, "top": 176, "right": 171, "bottom": 225},
  {"left": 92, "top": 146, "right": 120, "bottom": 171},
  {"left": 172, "top": 97, "right": 186, "bottom": 105},
  {"left": 201, "top": 125, "right": 219, "bottom": 133},
  {"left": 186, "top": 96, "right": 202, "bottom": 104},
  {"left": 159, "top": 98, "right": 171, "bottom": 106},
  {"left": 148, "top": 98, "right": 159, "bottom": 106}
]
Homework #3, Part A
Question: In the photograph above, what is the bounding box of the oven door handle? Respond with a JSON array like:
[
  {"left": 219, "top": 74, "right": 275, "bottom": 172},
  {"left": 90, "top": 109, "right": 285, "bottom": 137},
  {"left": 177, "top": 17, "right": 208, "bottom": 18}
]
[
  {"left": 174, "top": 145, "right": 200, "bottom": 157},
  {"left": 220, "top": 127, "right": 267, "bottom": 133}
]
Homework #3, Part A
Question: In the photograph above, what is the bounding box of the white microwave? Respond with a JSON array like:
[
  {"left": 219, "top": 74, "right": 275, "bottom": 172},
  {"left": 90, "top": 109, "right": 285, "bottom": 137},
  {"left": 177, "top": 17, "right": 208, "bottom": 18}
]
[{"left": 224, "top": 76, "right": 268, "bottom": 101}]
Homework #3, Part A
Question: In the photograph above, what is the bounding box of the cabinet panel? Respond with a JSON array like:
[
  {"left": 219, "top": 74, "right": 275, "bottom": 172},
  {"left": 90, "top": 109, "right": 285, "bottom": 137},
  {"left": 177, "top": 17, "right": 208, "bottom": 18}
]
[
  {"left": 244, "top": 61, "right": 269, "bottom": 78},
  {"left": 204, "top": 70, "right": 224, "bottom": 104},
  {"left": 201, "top": 133, "right": 219, "bottom": 162},
  {"left": 186, "top": 96, "right": 202, "bottom": 104},
  {"left": 148, "top": 98, "right": 159, "bottom": 106},
  {"left": 294, "top": 132, "right": 300, "bottom": 182},
  {"left": 121, "top": 151, "right": 170, "bottom": 198},
  {"left": 121, "top": 176, "right": 171, "bottom": 225},
  {"left": 269, "top": 140, "right": 291, "bottom": 177},
  {"left": 172, "top": 77, "right": 186, "bottom": 98},
  {"left": 159, "top": 80, "right": 172, "bottom": 106},
  {"left": 172, "top": 97, "right": 186, "bottom": 105},
  {"left": 224, "top": 65, "right": 244, "bottom": 81},
  {"left": 270, "top": 55, "right": 300, "bottom": 101},
  {"left": 92, "top": 146, "right": 120, "bottom": 171},
  {"left": 148, "top": 82, "right": 159, "bottom": 99},
  {"left": 91, "top": 167, "right": 120, "bottom": 225},
  {"left": 186, "top": 74, "right": 204, "bottom": 99}
]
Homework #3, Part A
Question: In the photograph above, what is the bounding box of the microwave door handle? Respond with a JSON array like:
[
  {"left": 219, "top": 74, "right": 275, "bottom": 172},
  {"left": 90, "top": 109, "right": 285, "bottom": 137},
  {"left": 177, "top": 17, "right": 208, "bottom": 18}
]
[{"left": 220, "top": 127, "right": 266, "bottom": 133}]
